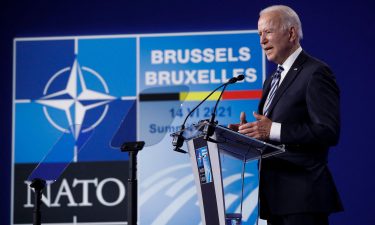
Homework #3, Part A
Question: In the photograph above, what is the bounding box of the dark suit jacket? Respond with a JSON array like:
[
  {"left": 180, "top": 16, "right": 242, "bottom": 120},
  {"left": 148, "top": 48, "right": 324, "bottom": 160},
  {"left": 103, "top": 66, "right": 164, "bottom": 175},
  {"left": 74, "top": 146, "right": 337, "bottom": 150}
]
[{"left": 258, "top": 51, "right": 343, "bottom": 219}]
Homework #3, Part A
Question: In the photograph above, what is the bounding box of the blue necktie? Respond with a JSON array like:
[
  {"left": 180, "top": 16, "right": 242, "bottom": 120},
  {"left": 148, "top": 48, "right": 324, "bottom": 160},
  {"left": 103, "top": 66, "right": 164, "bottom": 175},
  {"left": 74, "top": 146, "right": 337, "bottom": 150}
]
[{"left": 263, "top": 65, "right": 284, "bottom": 116}]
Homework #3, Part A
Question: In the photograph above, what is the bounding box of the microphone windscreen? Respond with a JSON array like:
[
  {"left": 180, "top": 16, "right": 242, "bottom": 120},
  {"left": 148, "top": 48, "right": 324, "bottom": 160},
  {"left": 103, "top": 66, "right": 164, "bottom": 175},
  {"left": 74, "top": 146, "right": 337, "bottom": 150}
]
[{"left": 237, "top": 74, "right": 245, "bottom": 81}]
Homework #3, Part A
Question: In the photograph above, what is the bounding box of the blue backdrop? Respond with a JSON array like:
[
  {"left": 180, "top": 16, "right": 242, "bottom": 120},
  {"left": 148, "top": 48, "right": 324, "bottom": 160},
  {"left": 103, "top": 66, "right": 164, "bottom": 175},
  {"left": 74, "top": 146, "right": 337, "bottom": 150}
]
[{"left": 1, "top": 0, "right": 374, "bottom": 224}]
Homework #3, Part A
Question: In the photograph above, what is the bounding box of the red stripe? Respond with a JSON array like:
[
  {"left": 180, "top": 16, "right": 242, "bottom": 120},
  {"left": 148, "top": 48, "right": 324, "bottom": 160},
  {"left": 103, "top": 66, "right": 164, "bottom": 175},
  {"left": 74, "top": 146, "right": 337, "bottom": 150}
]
[{"left": 222, "top": 90, "right": 263, "bottom": 100}]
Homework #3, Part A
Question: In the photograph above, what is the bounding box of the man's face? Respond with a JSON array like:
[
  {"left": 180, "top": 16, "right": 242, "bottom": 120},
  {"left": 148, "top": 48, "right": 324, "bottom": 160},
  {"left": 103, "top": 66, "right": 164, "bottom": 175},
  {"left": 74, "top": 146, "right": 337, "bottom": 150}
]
[{"left": 258, "top": 12, "right": 293, "bottom": 64}]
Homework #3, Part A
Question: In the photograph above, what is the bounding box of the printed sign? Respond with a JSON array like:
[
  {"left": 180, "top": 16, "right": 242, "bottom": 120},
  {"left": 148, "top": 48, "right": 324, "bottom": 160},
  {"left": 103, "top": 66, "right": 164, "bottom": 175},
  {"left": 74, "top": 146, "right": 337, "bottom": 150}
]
[{"left": 13, "top": 31, "right": 263, "bottom": 225}]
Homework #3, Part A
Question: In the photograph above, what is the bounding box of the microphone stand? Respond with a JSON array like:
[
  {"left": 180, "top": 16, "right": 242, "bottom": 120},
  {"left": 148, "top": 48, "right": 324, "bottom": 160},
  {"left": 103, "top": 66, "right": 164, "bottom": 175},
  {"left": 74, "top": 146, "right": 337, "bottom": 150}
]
[
  {"left": 203, "top": 83, "right": 229, "bottom": 141},
  {"left": 120, "top": 141, "right": 145, "bottom": 225},
  {"left": 30, "top": 178, "right": 46, "bottom": 225},
  {"left": 204, "top": 75, "right": 244, "bottom": 141},
  {"left": 172, "top": 82, "right": 229, "bottom": 153},
  {"left": 172, "top": 75, "right": 244, "bottom": 152}
]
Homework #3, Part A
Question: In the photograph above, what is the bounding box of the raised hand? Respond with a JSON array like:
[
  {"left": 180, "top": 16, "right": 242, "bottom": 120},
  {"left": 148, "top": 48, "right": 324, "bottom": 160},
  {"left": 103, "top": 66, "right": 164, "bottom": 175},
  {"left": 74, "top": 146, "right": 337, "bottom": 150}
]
[{"left": 238, "top": 112, "right": 272, "bottom": 140}]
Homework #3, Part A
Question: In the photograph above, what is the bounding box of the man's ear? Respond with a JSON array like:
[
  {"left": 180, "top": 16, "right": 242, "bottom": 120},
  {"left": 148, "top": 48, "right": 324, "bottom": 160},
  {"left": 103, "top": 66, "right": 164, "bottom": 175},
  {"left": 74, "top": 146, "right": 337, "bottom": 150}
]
[{"left": 289, "top": 26, "right": 297, "bottom": 42}]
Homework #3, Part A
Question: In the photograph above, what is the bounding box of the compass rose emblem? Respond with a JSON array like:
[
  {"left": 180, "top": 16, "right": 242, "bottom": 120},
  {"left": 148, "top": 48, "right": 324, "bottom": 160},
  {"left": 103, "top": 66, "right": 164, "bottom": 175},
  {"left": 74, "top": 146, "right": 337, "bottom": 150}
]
[{"left": 36, "top": 58, "right": 115, "bottom": 140}]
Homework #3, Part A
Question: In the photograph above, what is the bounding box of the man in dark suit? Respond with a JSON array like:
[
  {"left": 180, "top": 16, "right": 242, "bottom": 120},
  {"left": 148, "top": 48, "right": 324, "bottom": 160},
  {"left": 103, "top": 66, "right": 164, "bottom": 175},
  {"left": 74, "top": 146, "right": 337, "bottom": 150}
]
[{"left": 231, "top": 5, "right": 343, "bottom": 225}]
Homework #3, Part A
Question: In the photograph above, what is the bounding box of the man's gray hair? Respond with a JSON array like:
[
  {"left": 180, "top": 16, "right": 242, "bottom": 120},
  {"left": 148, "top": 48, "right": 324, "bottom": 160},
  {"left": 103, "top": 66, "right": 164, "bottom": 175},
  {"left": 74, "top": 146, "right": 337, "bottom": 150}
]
[{"left": 260, "top": 5, "right": 303, "bottom": 40}]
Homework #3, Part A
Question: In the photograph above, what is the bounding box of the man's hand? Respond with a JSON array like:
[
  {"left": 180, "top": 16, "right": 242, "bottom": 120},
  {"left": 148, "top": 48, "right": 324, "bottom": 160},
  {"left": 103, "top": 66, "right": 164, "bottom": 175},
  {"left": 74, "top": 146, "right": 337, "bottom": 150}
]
[
  {"left": 228, "top": 112, "right": 247, "bottom": 131},
  {"left": 238, "top": 112, "right": 272, "bottom": 140}
]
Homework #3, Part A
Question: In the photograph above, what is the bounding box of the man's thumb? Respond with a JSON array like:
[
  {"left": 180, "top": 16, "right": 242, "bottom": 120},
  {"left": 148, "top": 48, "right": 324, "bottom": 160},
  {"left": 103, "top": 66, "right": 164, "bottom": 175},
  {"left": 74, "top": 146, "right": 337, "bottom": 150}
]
[
  {"left": 240, "top": 111, "right": 247, "bottom": 125},
  {"left": 253, "top": 111, "right": 262, "bottom": 120}
]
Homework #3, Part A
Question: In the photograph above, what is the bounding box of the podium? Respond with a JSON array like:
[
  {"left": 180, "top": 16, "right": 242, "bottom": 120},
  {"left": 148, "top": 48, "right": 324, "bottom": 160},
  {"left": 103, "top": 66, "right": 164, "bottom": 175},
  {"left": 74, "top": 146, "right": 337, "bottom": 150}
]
[{"left": 171, "top": 121, "right": 285, "bottom": 225}]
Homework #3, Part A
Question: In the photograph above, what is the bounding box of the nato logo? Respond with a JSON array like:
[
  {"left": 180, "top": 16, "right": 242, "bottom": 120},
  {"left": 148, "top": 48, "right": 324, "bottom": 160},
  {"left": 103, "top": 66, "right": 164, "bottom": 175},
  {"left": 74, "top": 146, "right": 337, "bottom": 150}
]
[
  {"left": 37, "top": 58, "right": 115, "bottom": 141},
  {"left": 14, "top": 37, "right": 137, "bottom": 164}
]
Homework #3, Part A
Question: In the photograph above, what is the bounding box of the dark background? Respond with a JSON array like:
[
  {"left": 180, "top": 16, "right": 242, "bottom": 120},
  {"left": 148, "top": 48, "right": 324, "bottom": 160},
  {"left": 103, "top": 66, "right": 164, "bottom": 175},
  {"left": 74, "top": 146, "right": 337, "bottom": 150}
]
[{"left": 1, "top": 0, "right": 374, "bottom": 224}]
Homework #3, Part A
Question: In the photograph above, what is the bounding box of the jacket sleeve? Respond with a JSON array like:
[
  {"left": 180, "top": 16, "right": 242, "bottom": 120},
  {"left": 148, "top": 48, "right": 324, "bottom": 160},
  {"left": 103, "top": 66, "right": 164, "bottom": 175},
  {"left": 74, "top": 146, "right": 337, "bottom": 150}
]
[{"left": 281, "top": 65, "right": 340, "bottom": 147}]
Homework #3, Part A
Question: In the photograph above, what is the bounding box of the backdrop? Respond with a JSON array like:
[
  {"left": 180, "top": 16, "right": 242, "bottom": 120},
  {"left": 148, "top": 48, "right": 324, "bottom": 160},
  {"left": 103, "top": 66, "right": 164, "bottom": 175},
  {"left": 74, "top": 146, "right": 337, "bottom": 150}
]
[{"left": 1, "top": 0, "right": 374, "bottom": 225}]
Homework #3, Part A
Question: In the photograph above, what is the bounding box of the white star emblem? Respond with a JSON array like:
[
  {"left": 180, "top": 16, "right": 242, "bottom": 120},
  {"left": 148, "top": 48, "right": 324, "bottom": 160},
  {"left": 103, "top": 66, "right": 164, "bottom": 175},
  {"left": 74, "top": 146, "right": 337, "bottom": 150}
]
[{"left": 36, "top": 59, "right": 115, "bottom": 140}]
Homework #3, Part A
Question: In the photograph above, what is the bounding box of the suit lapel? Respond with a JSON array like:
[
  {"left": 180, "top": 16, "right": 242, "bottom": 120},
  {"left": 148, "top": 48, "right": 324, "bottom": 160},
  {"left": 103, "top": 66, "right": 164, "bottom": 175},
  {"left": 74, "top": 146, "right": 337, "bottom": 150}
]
[{"left": 263, "top": 51, "right": 308, "bottom": 117}]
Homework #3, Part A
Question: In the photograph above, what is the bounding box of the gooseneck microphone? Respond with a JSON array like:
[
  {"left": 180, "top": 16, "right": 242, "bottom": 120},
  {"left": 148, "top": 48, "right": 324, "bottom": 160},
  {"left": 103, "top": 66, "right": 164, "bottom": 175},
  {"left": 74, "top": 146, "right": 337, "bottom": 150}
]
[
  {"left": 203, "top": 74, "right": 245, "bottom": 140},
  {"left": 172, "top": 74, "right": 245, "bottom": 153},
  {"left": 212, "top": 75, "right": 245, "bottom": 120}
]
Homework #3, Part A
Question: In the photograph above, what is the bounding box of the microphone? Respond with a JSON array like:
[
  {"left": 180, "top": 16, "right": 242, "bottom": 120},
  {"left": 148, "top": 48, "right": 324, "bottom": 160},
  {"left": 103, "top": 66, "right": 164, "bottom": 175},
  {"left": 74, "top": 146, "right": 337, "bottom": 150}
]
[
  {"left": 203, "top": 74, "right": 245, "bottom": 140},
  {"left": 228, "top": 74, "right": 245, "bottom": 84},
  {"left": 172, "top": 74, "right": 244, "bottom": 153}
]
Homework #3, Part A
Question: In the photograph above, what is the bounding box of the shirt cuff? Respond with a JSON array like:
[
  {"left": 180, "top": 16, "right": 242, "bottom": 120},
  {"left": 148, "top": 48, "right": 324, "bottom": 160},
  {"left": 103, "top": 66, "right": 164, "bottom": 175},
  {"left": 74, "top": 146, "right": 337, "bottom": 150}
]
[{"left": 269, "top": 122, "right": 281, "bottom": 142}]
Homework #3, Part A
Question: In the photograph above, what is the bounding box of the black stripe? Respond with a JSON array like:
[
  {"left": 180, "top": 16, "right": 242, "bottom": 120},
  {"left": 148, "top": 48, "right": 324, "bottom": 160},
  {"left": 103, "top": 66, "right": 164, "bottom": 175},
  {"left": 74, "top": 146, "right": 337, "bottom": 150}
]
[{"left": 139, "top": 93, "right": 179, "bottom": 101}]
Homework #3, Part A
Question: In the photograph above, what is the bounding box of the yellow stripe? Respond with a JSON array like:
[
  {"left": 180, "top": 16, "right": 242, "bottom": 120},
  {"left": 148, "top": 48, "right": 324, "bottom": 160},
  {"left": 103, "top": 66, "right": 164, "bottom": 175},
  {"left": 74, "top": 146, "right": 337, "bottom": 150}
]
[{"left": 180, "top": 92, "right": 221, "bottom": 101}]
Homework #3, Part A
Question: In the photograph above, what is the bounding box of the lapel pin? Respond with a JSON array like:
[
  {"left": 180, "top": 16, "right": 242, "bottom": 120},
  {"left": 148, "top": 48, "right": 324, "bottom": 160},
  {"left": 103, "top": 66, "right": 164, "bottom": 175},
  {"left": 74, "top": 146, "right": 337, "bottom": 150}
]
[{"left": 294, "top": 68, "right": 298, "bottom": 71}]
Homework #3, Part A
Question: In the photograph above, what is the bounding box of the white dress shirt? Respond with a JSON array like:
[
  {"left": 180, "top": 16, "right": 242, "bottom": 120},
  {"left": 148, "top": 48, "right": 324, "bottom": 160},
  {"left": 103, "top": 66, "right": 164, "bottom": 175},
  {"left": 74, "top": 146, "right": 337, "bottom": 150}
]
[{"left": 269, "top": 47, "right": 303, "bottom": 142}]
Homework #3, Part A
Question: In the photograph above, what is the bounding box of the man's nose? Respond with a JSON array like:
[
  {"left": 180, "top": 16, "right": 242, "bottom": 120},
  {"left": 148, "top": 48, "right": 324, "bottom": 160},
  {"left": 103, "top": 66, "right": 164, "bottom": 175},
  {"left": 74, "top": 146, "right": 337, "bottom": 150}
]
[{"left": 260, "top": 34, "right": 267, "bottom": 44}]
